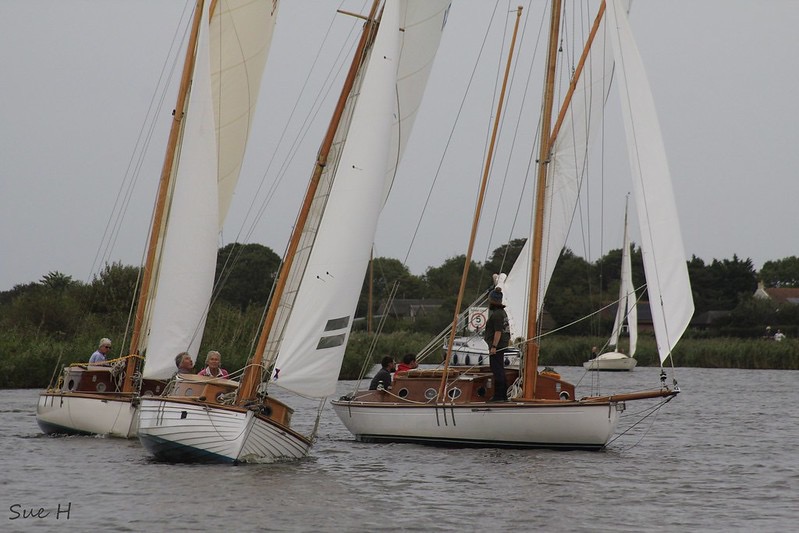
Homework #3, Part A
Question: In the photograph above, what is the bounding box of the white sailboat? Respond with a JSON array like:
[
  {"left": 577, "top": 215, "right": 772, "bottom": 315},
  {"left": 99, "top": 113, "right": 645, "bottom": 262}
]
[
  {"left": 584, "top": 198, "right": 638, "bottom": 371},
  {"left": 332, "top": 0, "right": 693, "bottom": 450},
  {"left": 136, "top": 0, "right": 452, "bottom": 463},
  {"left": 36, "top": 0, "right": 278, "bottom": 437}
]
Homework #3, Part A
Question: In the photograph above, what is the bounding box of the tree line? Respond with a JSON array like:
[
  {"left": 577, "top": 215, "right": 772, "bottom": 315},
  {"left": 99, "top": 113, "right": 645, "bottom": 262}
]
[{"left": 1, "top": 241, "right": 798, "bottom": 388}]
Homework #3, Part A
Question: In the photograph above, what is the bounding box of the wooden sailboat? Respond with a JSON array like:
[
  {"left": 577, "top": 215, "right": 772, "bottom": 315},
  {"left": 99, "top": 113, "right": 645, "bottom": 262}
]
[
  {"left": 332, "top": 0, "right": 693, "bottom": 450},
  {"left": 136, "top": 0, "right": 452, "bottom": 463},
  {"left": 585, "top": 197, "right": 638, "bottom": 371},
  {"left": 35, "top": 0, "right": 278, "bottom": 437}
]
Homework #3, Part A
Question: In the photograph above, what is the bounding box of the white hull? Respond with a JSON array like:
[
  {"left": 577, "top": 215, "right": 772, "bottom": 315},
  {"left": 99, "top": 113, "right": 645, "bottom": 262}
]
[
  {"left": 332, "top": 400, "right": 621, "bottom": 450},
  {"left": 36, "top": 392, "right": 138, "bottom": 438},
  {"left": 446, "top": 337, "right": 521, "bottom": 367},
  {"left": 137, "top": 397, "right": 312, "bottom": 463},
  {"left": 584, "top": 352, "right": 638, "bottom": 371}
]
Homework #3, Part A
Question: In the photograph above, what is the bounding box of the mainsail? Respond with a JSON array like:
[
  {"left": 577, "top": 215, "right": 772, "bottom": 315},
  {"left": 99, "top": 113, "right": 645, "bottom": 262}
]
[
  {"left": 271, "top": 0, "right": 451, "bottom": 398},
  {"left": 142, "top": 1, "right": 279, "bottom": 379}
]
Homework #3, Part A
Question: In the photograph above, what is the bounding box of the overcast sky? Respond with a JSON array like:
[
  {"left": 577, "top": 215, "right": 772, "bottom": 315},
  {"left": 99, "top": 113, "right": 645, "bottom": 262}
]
[{"left": 2, "top": 1, "right": 798, "bottom": 292}]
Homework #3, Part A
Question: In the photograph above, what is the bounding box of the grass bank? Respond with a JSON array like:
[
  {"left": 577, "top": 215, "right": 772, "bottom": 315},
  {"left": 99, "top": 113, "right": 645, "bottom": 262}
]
[{"left": 1, "top": 330, "right": 796, "bottom": 389}]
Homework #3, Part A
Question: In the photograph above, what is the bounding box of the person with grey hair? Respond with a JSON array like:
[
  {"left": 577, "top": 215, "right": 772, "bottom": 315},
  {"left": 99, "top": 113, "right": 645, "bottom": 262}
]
[
  {"left": 175, "top": 352, "right": 194, "bottom": 374},
  {"left": 198, "top": 350, "right": 229, "bottom": 379},
  {"left": 88, "top": 338, "right": 112, "bottom": 364}
]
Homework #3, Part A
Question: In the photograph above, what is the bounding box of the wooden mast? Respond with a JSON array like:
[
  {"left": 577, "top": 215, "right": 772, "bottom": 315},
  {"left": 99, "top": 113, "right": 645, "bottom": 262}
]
[
  {"left": 522, "top": 0, "right": 562, "bottom": 400},
  {"left": 437, "top": 6, "right": 523, "bottom": 399},
  {"left": 237, "top": 0, "right": 383, "bottom": 403},
  {"left": 522, "top": 1, "right": 607, "bottom": 400},
  {"left": 123, "top": 0, "right": 206, "bottom": 393}
]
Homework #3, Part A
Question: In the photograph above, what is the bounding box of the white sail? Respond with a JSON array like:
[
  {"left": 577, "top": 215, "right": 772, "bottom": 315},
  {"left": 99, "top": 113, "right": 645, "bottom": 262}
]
[
  {"left": 272, "top": 1, "right": 449, "bottom": 398},
  {"left": 502, "top": 8, "right": 615, "bottom": 340},
  {"left": 382, "top": 1, "right": 452, "bottom": 204},
  {"left": 610, "top": 201, "right": 637, "bottom": 356},
  {"left": 140, "top": 2, "right": 279, "bottom": 379},
  {"left": 210, "top": 0, "right": 279, "bottom": 224},
  {"left": 607, "top": 0, "right": 693, "bottom": 364},
  {"left": 141, "top": 3, "right": 221, "bottom": 379}
]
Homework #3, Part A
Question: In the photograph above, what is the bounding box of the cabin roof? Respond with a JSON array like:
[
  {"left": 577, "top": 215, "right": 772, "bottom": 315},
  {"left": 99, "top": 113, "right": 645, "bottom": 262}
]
[{"left": 754, "top": 282, "right": 799, "bottom": 305}]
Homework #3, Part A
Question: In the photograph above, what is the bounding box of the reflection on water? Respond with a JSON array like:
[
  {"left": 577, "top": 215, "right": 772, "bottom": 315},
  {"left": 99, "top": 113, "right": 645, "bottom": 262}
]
[{"left": 3, "top": 367, "right": 797, "bottom": 532}]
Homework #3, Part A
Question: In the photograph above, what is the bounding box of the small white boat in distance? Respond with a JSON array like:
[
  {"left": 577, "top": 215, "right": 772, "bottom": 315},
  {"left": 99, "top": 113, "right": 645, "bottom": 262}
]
[
  {"left": 585, "top": 197, "right": 638, "bottom": 372},
  {"left": 583, "top": 351, "right": 637, "bottom": 371},
  {"left": 445, "top": 336, "right": 521, "bottom": 367}
]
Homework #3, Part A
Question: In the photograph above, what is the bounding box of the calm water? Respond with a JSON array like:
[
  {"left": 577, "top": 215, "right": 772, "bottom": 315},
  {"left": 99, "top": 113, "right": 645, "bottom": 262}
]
[{"left": 2, "top": 367, "right": 797, "bottom": 532}]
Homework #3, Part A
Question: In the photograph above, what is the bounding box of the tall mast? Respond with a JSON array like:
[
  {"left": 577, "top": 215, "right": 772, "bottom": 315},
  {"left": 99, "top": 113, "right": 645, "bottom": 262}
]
[
  {"left": 522, "top": 0, "right": 607, "bottom": 399},
  {"left": 237, "top": 0, "right": 382, "bottom": 403},
  {"left": 522, "top": 0, "right": 562, "bottom": 400},
  {"left": 437, "top": 6, "right": 523, "bottom": 399},
  {"left": 123, "top": 0, "right": 206, "bottom": 392}
]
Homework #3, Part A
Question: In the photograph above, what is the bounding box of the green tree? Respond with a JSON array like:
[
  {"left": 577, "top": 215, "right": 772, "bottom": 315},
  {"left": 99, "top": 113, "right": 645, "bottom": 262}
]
[
  {"left": 760, "top": 256, "right": 799, "bottom": 288},
  {"left": 87, "top": 262, "right": 140, "bottom": 316},
  {"left": 214, "top": 243, "right": 281, "bottom": 310},
  {"left": 423, "top": 255, "right": 485, "bottom": 302},
  {"left": 39, "top": 271, "right": 77, "bottom": 291},
  {"left": 483, "top": 238, "right": 526, "bottom": 277},
  {"left": 357, "top": 257, "right": 424, "bottom": 318},
  {"left": 545, "top": 249, "right": 597, "bottom": 333}
]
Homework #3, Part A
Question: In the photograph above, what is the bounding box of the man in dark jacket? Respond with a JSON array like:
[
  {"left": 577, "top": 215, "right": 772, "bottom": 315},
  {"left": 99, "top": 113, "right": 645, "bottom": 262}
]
[
  {"left": 369, "top": 356, "right": 396, "bottom": 390},
  {"left": 483, "top": 288, "right": 510, "bottom": 401}
]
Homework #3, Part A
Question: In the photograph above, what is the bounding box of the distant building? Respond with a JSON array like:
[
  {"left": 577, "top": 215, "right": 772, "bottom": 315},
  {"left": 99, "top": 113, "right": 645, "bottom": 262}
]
[{"left": 753, "top": 281, "right": 799, "bottom": 305}]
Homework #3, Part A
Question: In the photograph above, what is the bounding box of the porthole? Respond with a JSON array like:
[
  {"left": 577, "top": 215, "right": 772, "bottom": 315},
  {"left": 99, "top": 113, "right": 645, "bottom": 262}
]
[
  {"left": 559, "top": 391, "right": 571, "bottom": 400},
  {"left": 398, "top": 388, "right": 409, "bottom": 398},
  {"left": 424, "top": 388, "right": 437, "bottom": 400},
  {"left": 184, "top": 387, "right": 194, "bottom": 396},
  {"left": 180, "top": 411, "right": 188, "bottom": 419},
  {"left": 67, "top": 379, "right": 76, "bottom": 391},
  {"left": 464, "top": 355, "right": 471, "bottom": 365},
  {"left": 447, "top": 388, "right": 462, "bottom": 400},
  {"left": 96, "top": 382, "right": 106, "bottom": 393},
  {"left": 478, "top": 355, "right": 484, "bottom": 365},
  {"left": 476, "top": 386, "right": 487, "bottom": 397},
  {"left": 451, "top": 354, "right": 459, "bottom": 365}
]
